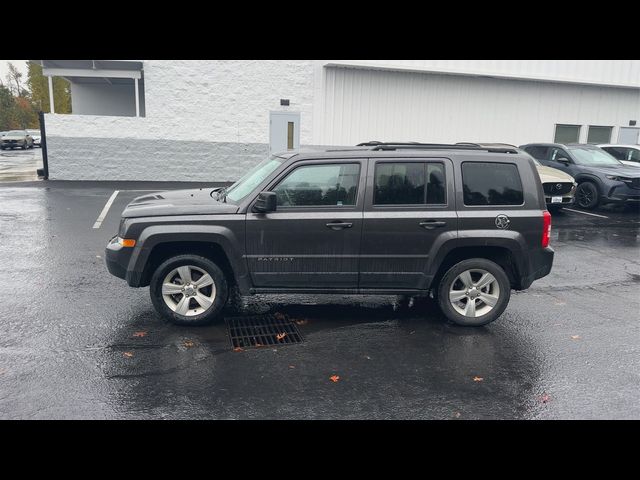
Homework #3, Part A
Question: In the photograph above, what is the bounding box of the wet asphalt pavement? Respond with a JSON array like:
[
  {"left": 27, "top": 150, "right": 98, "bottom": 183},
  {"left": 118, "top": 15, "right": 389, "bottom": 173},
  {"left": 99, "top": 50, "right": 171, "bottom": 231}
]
[
  {"left": 0, "top": 181, "right": 639, "bottom": 419},
  {"left": 0, "top": 148, "right": 42, "bottom": 182}
]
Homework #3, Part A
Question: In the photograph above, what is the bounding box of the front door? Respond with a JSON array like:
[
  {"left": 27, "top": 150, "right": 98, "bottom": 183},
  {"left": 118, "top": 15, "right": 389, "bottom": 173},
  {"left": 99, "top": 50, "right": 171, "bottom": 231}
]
[
  {"left": 359, "top": 158, "right": 457, "bottom": 290},
  {"left": 269, "top": 111, "right": 300, "bottom": 155},
  {"left": 246, "top": 159, "right": 365, "bottom": 289},
  {"left": 618, "top": 127, "right": 640, "bottom": 145}
]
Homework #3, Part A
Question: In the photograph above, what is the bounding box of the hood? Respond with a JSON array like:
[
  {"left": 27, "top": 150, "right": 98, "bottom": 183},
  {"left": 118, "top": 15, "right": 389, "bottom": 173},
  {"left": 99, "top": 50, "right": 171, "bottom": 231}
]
[
  {"left": 122, "top": 188, "right": 239, "bottom": 218},
  {"left": 620, "top": 160, "right": 640, "bottom": 168},
  {"left": 536, "top": 165, "right": 575, "bottom": 183},
  {"left": 2, "top": 134, "right": 26, "bottom": 140},
  {"left": 579, "top": 164, "right": 640, "bottom": 177}
]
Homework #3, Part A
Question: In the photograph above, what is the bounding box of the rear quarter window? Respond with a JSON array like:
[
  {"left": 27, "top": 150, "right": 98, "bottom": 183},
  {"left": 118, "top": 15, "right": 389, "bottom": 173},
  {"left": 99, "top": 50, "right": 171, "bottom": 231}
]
[{"left": 462, "top": 162, "right": 524, "bottom": 206}]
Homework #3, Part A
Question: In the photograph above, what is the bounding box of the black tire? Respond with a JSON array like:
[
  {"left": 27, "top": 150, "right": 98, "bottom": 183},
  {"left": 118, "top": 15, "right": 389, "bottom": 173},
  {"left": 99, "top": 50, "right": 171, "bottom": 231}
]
[
  {"left": 150, "top": 254, "right": 228, "bottom": 326},
  {"left": 21, "top": 142, "right": 27, "bottom": 150},
  {"left": 437, "top": 258, "right": 511, "bottom": 327},
  {"left": 575, "top": 181, "right": 599, "bottom": 209}
]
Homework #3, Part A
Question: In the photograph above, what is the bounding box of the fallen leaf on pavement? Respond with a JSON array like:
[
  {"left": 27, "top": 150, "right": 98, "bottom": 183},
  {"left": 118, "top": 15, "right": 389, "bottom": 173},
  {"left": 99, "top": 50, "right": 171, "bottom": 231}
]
[
  {"left": 255, "top": 342, "right": 263, "bottom": 347},
  {"left": 183, "top": 340, "right": 195, "bottom": 348},
  {"left": 473, "top": 376, "right": 484, "bottom": 382},
  {"left": 453, "top": 412, "right": 461, "bottom": 418},
  {"left": 540, "top": 393, "right": 551, "bottom": 404},
  {"left": 289, "top": 365, "right": 295, "bottom": 369},
  {"left": 276, "top": 332, "right": 287, "bottom": 341},
  {"left": 571, "top": 335, "right": 581, "bottom": 340},
  {"left": 330, "top": 375, "right": 340, "bottom": 383},
  {"left": 123, "top": 352, "right": 134, "bottom": 358},
  {"left": 295, "top": 319, "right": 308, "bottom": 326},
  {"left": 132, "top": 331, "right": 147, "bottom": 338},
  {"left": 233, "top": 347, "right": 244, "bottom": 352}
]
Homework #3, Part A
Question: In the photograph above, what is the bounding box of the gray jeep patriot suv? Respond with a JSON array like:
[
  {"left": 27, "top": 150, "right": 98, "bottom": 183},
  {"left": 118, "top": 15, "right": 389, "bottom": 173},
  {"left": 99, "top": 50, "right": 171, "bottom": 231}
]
[{"left": 105, "top": 143, "right": 554, "bottom": 327}]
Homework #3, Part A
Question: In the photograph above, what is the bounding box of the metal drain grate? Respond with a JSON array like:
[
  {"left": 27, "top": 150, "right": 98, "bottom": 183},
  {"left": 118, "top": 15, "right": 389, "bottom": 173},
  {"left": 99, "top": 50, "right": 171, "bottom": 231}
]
[{"left": 226, "top": 314, "right": 304, "bottom": 349}]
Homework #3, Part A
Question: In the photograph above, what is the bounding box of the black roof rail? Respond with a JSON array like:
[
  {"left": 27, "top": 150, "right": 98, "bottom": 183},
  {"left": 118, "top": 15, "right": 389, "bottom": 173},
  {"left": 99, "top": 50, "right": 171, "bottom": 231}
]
[{"left": 355, "top": 142, "right": 519, "bottom": 154}]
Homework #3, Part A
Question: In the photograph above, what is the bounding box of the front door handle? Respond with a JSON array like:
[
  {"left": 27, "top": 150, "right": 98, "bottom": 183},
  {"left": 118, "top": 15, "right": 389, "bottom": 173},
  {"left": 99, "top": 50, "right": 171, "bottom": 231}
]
[
  {"left": 419, "top": 220, "right": 447, "bottom": 230},
  {"left": 326, "top": 222, "right": 353, "bottom": 230}
]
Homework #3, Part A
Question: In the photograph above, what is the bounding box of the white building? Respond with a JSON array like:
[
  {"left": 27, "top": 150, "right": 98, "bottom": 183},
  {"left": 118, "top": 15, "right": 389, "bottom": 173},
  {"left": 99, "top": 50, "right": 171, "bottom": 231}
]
[{"left": 32, "top": 60, "right": 640, "bottom": 181}]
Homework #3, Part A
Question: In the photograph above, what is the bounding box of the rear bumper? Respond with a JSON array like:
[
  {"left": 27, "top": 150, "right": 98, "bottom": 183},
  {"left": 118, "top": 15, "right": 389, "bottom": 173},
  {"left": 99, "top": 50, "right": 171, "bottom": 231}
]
[{"left": 519, "top": 247, "right": 554, "bottom": 290}]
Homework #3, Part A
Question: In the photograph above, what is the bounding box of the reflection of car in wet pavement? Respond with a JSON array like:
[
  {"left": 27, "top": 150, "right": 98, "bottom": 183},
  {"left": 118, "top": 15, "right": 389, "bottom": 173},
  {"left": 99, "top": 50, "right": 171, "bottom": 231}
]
[
  {"left": 521, "top": 143, "right": 640, "bottom": 209},
  {"left": 106, "top": 143, "right": 554, "bottom": 328}
]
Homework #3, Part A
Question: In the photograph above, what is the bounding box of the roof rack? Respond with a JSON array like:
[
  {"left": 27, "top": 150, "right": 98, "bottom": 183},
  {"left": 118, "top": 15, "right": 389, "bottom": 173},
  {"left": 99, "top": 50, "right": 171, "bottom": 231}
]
[{"left": 355, "top": 141, "right": 519, "bottom": 154}]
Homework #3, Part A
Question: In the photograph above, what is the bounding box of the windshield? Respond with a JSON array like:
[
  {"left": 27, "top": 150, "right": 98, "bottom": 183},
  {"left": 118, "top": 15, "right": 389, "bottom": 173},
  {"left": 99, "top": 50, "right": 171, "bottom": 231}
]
[
  {"left": 225, "top": 155, "right": 286, "bottom": 202},
  {"left": 27, "top": 130, "right": 39, "bottom": 135},
  {"left": 568, "top": 147, "right": 622, "bottom": 166}
]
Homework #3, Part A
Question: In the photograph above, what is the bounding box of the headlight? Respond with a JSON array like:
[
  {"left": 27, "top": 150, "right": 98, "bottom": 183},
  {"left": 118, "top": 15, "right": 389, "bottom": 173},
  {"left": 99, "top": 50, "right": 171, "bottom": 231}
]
[{"left": 606, "top": 175, "right": 632, "bottom": 183}]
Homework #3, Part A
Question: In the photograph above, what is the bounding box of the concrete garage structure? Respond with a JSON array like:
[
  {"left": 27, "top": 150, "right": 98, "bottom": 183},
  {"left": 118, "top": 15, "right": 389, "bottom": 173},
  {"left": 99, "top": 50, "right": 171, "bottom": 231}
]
[{"left": 32, "top": 60, "right": 640, "bottom": 181}]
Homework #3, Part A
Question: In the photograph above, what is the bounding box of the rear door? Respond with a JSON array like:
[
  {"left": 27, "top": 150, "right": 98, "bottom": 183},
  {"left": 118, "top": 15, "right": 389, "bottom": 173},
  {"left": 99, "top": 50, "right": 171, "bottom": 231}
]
[{"left": 359, "top": 158, "right": 457, "bottom": 290}]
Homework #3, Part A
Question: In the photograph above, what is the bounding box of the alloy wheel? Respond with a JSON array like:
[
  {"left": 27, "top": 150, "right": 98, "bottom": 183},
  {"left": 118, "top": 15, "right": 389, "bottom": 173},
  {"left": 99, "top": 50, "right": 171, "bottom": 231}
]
[
  {"left": 161, "top": 265, "right": 216, "bottom": 316},
  {"left": 448, "top": 269, "right": 500, "bottom": 317}
]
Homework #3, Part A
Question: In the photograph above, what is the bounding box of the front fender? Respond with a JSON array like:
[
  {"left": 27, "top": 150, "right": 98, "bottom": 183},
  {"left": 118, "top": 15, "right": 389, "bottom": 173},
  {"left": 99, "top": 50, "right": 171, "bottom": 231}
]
[{"left": 126, "top": 225, "right": 248, "bottom": 288}]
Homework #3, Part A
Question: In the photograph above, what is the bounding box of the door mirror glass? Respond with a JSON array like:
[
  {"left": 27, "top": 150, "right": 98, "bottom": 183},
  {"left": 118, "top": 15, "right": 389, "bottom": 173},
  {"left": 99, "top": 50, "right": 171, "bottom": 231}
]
[
  {"left": 556, "top": 157, "right": 571, "bottom": 164},
  {"left": 253, "top": 191, "right": 277, "bottom": 213}
]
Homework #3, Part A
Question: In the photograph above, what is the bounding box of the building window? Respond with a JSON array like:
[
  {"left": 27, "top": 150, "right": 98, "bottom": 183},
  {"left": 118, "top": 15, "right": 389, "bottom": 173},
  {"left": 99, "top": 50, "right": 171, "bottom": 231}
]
[
  {"left": 586, "top": 126, "right": 612, "bottom": 144},
  {"left": 554, "top": 124, "right": 581, "bottom": 143}
]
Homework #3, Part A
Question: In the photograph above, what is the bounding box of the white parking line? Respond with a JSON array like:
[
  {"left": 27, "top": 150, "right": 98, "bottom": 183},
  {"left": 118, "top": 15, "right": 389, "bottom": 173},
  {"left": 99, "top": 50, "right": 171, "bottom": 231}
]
[
  {"left": 563, "top": 208, "right": 609, "bottom": 219},
  {"left": 92, "top": 190, "right": 120, "bottom": 229}
]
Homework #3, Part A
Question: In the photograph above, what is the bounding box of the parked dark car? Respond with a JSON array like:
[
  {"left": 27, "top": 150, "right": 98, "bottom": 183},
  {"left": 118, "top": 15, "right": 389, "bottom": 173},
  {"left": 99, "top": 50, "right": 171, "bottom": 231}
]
[
  {"left": 105, "top": 143, "right": 554, "bottom": 327},
  {"left": 0, "top": 130, "right": 34, "bottom": 150},
  {"left": 520, "top": 143, "right": 640, "bottom": 209}
]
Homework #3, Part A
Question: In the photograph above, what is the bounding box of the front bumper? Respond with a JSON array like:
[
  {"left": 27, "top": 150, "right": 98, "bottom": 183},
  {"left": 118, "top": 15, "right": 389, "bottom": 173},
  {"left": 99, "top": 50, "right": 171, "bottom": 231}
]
[
  {"left": 545, "top": 195, "right": 574, "bottom": 207},
  {"left": 603, "top": 183, "right": 640, "bottom": 203},
  {"left": 105, "top": 236, "right": 130, "bottom": 280}
]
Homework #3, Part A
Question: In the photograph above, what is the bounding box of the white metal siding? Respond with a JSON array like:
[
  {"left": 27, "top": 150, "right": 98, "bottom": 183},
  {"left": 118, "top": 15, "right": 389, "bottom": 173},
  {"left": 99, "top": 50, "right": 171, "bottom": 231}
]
[
  {"left": 317, "top": 67, "right": 640, "bottom": 146},
  {"left": 322, "top": 60, "right": 640, "bottom": 88}
]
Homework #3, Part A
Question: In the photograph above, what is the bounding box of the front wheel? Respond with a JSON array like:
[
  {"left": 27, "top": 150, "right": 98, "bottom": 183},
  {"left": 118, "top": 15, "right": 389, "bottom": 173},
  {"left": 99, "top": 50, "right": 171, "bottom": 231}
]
[
  {"left": 437, "top": 258, "right": 511, "bottom": 327},
  {"left": 150, "top": 254, "right": 228, "bottom": 326},
  {"left": 21, "top": 142, "right": 27, "bottom": 150},
  {"left": 575, "top": 181, "right": 599, "bottom": 209}
]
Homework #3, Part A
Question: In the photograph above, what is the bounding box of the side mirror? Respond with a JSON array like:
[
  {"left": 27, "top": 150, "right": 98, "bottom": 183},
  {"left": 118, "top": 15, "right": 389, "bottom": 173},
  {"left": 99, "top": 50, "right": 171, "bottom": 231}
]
[
  {"left": 556, "top": 157, "right": 570, "bottom": 164},
  {"left": 253, "top": 191, "right": 277, "bottom": 213}
]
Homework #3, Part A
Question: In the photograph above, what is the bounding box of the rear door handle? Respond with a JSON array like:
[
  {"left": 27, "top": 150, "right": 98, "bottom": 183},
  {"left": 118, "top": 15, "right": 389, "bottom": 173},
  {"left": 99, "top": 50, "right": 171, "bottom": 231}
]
[
  {"left": 326, "top": 222, "right": 353, "bottom": 230},
  {"left": 419, "top": 220, "right": 447, "bottom": 229}
]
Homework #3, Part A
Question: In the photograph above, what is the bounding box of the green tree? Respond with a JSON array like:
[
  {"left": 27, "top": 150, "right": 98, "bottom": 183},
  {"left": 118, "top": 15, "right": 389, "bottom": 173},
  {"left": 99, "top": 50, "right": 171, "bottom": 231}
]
[
  {"left": 0, "top": 84, "right": 16, "bottom": 130},
  {"left": 27, "top": 62, "right": 71, "bottom": 113}
]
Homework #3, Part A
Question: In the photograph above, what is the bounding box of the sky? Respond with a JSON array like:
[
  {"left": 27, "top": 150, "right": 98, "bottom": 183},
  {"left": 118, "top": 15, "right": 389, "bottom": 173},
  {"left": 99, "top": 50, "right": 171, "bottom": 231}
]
[{"left": 0, "top": 60, "right": 29, "bottom": 87}]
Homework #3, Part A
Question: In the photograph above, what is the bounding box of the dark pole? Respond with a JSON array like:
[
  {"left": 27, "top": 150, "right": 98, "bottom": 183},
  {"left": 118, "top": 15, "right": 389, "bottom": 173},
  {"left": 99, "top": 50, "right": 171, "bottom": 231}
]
[{"left": 37, "top": 111, "right": 49, "bottom": 180}]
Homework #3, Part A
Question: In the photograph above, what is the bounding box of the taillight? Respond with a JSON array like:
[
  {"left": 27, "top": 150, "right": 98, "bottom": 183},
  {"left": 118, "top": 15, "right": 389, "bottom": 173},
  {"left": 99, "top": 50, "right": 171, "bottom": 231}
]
[{"left": 542, "top": 210, "right": 551, "bottom": 247}]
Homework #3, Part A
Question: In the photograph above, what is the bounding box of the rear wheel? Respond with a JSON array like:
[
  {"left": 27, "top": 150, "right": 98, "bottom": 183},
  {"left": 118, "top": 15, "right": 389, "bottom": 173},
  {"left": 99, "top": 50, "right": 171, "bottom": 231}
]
[
  {"left": 150, "top": 254, "right": 228, "bottom": 326},
  {"left": 437, "top": 258, "right": 511, "bottom": 327},
  {"left": 576, "top": 181, "right": 599, "bottom": 209}
]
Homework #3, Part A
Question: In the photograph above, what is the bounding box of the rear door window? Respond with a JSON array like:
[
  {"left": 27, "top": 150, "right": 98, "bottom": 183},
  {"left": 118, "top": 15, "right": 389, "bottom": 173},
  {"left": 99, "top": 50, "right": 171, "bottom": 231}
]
[
  {"left": 462, "top": 162, "right": 524, "bottom": 206},
  {"left": 374, "top": 162, "right": 446, "bottom": 205}
]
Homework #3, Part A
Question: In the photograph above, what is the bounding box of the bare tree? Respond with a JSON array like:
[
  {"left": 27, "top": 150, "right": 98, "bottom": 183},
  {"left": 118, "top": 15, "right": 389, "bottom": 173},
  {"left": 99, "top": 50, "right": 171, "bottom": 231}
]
[{"left": 6, "top": 62, "right": 23, "bottom": 96}]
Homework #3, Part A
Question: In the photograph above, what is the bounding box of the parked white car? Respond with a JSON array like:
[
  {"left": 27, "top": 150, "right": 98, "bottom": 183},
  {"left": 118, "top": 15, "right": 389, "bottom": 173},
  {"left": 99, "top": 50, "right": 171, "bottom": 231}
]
[
  {"left": 599, "top": 144, "right": 640, "bottom": 168},
  {"left": 27, "top": 129, "right": 42, "bottom": 147}
]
